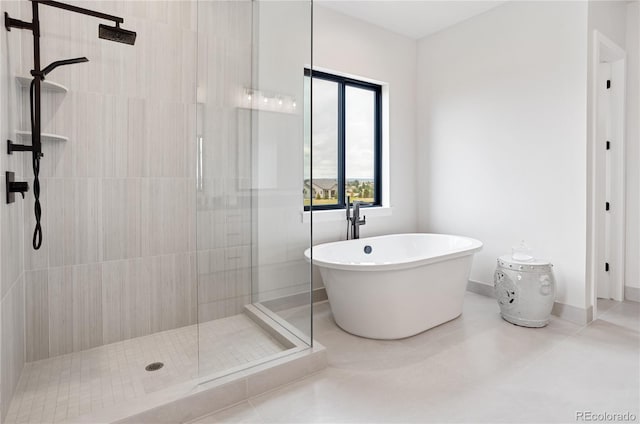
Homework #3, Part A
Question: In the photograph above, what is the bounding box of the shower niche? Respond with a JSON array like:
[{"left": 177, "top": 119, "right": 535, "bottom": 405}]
[
  {"left": 13, "top": 75, "right": 68, "bottom": 142},
  {"left": 13, "top": 77, "right": 69, "bottom": 145}
]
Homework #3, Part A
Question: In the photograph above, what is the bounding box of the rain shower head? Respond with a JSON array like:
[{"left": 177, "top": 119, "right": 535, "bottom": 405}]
[{"left": 99, "top": 23, "right": 136, "bottom": 45}]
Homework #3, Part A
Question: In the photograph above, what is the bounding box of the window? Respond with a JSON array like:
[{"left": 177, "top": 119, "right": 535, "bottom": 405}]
[{"left": 303, "top": 69, "right": 382, "bottom": 211}]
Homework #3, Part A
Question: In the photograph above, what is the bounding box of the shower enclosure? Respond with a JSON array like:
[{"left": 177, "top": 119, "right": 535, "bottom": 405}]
[{"left": 0, "top": 0, "right": 315, "bottom": 422}]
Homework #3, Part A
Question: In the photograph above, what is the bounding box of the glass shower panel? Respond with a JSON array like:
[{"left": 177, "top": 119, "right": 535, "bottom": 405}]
[
  {"left": 195, "top": 0, "right": 311, "bottom": 381},
  {"left": 195, "top": 0, "right": 259, "bottom": 378},
  {"left": 249, "top": 0, "right": 313, "bottom": 343}
]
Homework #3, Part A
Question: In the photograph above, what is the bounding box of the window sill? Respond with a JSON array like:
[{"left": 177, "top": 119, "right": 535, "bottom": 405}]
[{"left": 300, "top": 206, "right": 393, "bottom": 223}]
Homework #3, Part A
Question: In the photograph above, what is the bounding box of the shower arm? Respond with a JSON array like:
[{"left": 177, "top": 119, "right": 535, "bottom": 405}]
[
  {"left": 31, "top": 1, "right": 123, "bottom": 25},
  {"left": 5, "top": 1, "right": 124, "bottom": 34}
]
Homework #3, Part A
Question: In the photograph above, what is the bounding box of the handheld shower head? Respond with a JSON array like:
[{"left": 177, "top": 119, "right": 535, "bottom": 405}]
[
  {"left": 99, "top": 23, "right": 136, "bottom": 45},
  {"left": 37, "top": 57, "right": 88, "bottom": 77}
]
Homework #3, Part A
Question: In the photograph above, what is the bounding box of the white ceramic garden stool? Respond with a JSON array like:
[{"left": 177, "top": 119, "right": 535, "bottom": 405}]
[{"left": 493, "top": 255, "right": 556, "bottom": 328}]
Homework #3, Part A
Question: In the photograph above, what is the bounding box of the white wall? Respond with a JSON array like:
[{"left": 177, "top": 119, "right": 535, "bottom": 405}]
[
  {"left": 625, "top": 2, "right": 640, "bottom": 294},
  {"left": 588, "top": 0, "right": 628, "bottom": 48},
  {"left": 314, "top": 5, "right": 418, "bottom": 245},
  {"left": 253, "top": 3, "right": 418, "bottom": 299},
  {"left": 417, "top": 2, "right": 589, "bottom": 310}
]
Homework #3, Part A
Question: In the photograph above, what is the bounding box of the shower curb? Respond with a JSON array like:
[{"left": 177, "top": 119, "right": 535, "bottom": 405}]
[{"left": 115, "top": 346, "right": 326, "bottom": 424}]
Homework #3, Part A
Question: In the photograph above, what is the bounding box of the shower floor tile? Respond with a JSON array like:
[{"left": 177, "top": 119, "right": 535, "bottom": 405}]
[{"left": 4, "top": 314, "right": 286, "bottom": 424}]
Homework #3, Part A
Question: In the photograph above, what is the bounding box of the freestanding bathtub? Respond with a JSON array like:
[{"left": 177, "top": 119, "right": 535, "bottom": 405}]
[{"left": 304, "top": 233, "right": 482, "bottom": 339}]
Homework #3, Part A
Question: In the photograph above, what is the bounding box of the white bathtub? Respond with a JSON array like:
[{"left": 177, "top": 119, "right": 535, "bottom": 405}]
[{"left": 304, "top": 233, "right": 482, "bottom": 339}]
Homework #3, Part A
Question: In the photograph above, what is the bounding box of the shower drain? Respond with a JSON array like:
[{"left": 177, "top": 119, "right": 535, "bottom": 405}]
[{"left": 145, "top": 362, "right": 164, "bottom": 372}]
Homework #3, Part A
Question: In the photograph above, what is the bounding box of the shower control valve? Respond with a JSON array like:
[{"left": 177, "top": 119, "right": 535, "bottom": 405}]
[{"left": 5, "top": 171, "right": 29, "bottom": 204}]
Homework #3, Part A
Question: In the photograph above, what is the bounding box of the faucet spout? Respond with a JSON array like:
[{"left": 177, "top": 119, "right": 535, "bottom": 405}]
[{"left": 350, "top": 201, "right": 366, "bottom": 239}]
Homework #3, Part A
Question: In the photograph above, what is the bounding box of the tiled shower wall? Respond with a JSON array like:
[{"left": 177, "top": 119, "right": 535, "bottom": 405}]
[
  {"left": 0, "top": 0, "right": 26, "bottom": 419},
  {"left": 17, "top": 0, "right": 202, "bottom": 363}
]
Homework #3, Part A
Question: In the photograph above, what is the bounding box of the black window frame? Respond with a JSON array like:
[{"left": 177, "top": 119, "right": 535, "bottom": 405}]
[{"left": 304, "top": 68, "right": 382, "bottom": 211}]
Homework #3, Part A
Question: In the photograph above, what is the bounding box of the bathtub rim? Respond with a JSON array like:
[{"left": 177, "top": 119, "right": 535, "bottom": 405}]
[{"left": 304, "top": 233, "right": 482, "bottom": 272}]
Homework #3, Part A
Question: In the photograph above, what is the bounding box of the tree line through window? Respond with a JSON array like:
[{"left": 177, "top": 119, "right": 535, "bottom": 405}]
[{"left": 303, "top": 69, "right": 382, "bottom": 210}]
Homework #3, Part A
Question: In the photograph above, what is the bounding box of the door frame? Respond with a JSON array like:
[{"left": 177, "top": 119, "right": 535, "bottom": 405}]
[{"left": 588, "top": 30, "right": 626, "bottom": 319}]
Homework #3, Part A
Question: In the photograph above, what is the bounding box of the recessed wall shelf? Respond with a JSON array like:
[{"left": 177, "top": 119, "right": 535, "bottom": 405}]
[
  {"left": 15, "top": 76, "right": 68, "bottom": 93},
  {"left": 15, "top": 130, "right": 68, "bottom": 143}
]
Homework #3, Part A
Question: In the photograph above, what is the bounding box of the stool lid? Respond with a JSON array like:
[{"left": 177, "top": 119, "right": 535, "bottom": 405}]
[{"left": 498, "top": 255, "right": 552, "bottom": 267}]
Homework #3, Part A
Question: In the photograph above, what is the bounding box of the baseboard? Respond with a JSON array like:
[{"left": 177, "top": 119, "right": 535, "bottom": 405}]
[
  {"left": 467, "top": 280, "right": 592, "bottom": 325},
  {"left": 467, "top": 280, "right": 495, "bottom": 298},
  {"left": 551, "top": 302, "right": 593, "bottom": 325},
  {"left": 625, "top": 286, "right": 640, "bottom": 302}
]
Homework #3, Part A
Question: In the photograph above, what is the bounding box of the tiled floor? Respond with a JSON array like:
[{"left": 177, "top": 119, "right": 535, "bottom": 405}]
[
  {"left": 193, "top": 293, "right": 640, "bottom": 423},
  {"left": 5, "top": 314, "right": 286, "bottom": 424}
]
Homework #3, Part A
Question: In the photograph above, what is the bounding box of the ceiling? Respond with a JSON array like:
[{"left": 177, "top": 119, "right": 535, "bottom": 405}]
[{"left": 315, "top": 1, "right": 508, "bottom": 40}]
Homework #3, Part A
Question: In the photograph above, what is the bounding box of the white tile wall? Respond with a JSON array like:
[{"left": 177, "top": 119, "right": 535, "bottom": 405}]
[
  {"left": 47, "top": 267, "right": 74, "bottom": 357},
  {"left": 102, "top": 261, "right": 126, "bottom": 344},
  {"left": 102, "top": 178, "right": 142, "bottom": 261},
  {"left": 72, "top": 263, "right": 103, "bottom": 352},
  {"left": 1, "top": 0, "right": 27, "bottom": 419},
  {"left": 121, "top": 258, "right": 152, "bottom": 340},
  {"left": 25, "top": 270, "right": 49, "bottom": 361},
  {"left": 22, "top": 253, "right": 200, "bottom": 362},
  {"left": 1, "top": 277, "right": 26, "bottom": 421}
]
